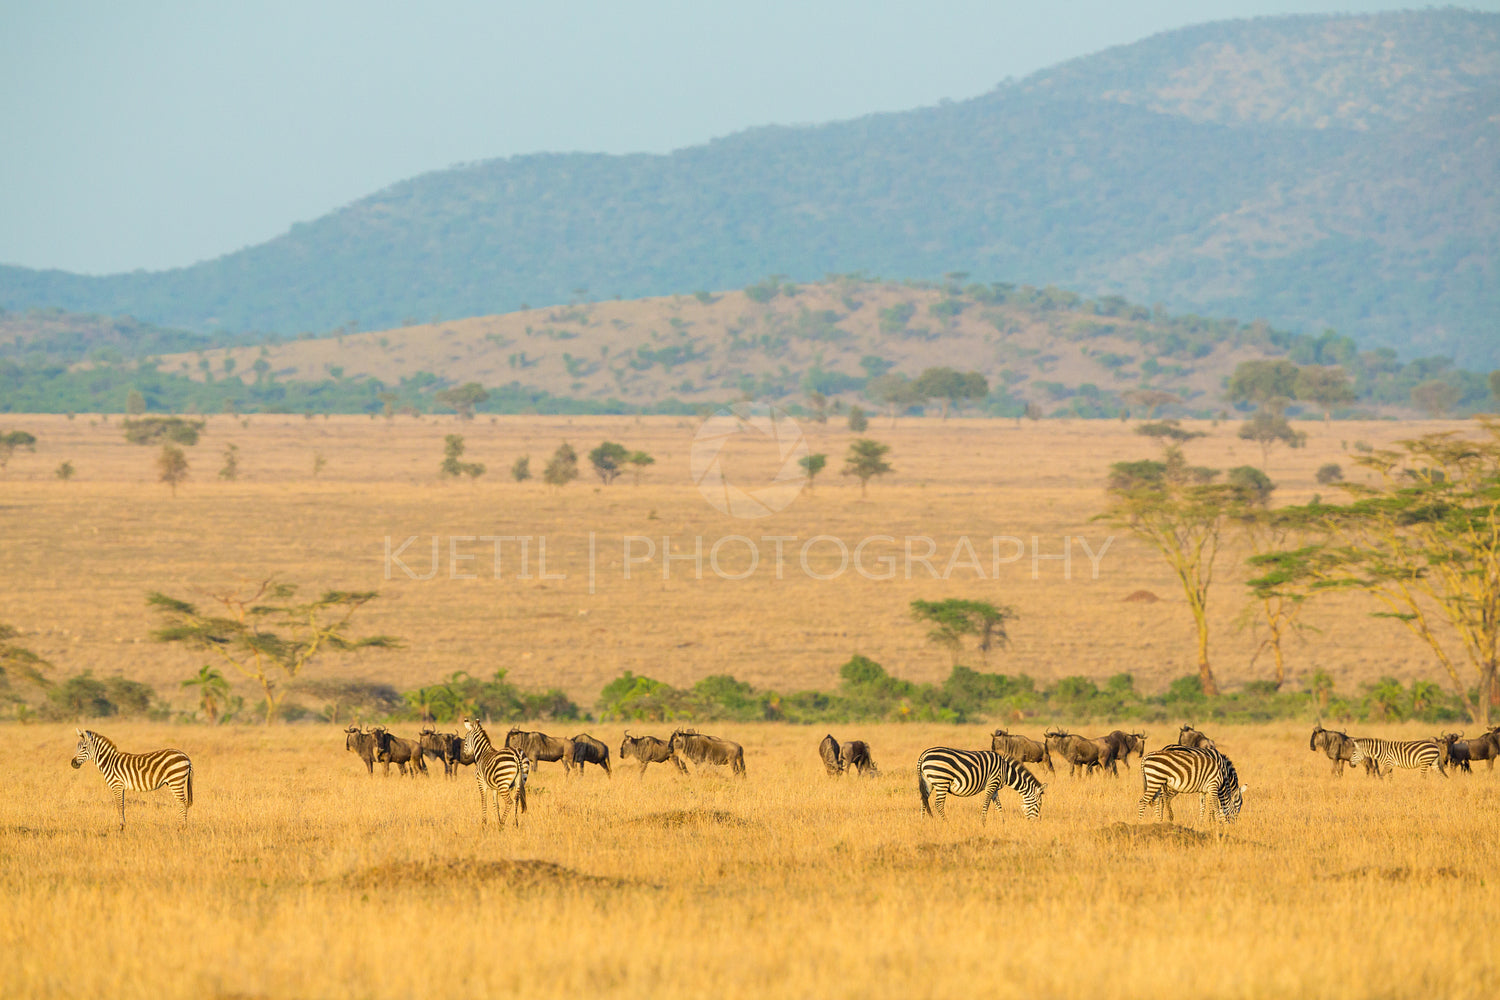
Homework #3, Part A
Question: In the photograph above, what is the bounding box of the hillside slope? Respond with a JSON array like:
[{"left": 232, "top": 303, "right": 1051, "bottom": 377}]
[
  {"left": 1, "top": 10, "right": 1496, "bottom": 365},
  {"left": 132, "top": 277, "right": 1487, "bottom": 419}
]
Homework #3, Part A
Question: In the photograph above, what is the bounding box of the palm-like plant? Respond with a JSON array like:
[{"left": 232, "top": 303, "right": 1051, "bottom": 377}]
[{"left": 180, "top": 664, "right": 232, "bottom": 724}]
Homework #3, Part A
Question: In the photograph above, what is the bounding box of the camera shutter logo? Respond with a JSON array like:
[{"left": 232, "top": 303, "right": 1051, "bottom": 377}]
[{"left": 690, "top": 404, "right": 810, "bottom": 518}]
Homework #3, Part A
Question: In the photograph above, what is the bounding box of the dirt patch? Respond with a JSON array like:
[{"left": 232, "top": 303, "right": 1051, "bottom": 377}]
[
  {"left": 1097, "top": 822, "right": 1215, "bottom": 845},
  {"left": 339, "top": 857, "right": 636, "bottom": 891},
  {"left": 630, "top": 809, "right": 755, "bottom": 829},
  {"left": 1123, "top": 589, "right": 1161, "bottom": 603},
  {"left": 1323, "top": 866, "right": 1471, "bottom": 884}
]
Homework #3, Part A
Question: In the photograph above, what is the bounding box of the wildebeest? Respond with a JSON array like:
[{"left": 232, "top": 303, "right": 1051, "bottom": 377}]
[
  {"left": 1436, "top": 733, "right": 1472, "bottom": 774},
  {"left": 1176, "top": 724, "right": 1217, "bottom": 751},
  {"left": 1308, "top": 725, "right": 1375, "bottom": 776},
  {"left": 418, "top": 728, "right": 466, "bottom": 777},
  {"left": 839, "top": 740, "right": 879, "bottom": 776},
  {"left": 819, "top": 734, "right": 842, "bottom": 776},
  {"left": 345, "top": 725, "right": 378, "bottom": 775},
  {"left": 619, "top": 732, "right": 687, "bottom": 775},
  {"left": 505, "top": 728, "right": 577, "bottom": 773},
  {"left": 371, "top": 727, "right": 428, "bottom": 777},
  {"left": 1463, "top": 726, "right": 1500, "bottom": 770},
  {"left": 1099, "top": 730, "right": 1146, "bottom": 775},
  {"left": 1044, "top": 729, "right": 1109, "bottom": 776},
  {"left": 569, "top": 733, "right": 612, "bottom": 777},
  {"left": 991, "top": 730, "right": 1054, "bottom": 773},
  {"left": 670, "top": 729, "right": 746, "bottom": 777}
]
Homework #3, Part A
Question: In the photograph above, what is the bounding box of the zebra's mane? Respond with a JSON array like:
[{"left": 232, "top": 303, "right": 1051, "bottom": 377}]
[
  {"left": 464, "top": 720, "right": 494, "bottom": 752},
  {"left": 1006, "top": 757, "right": 1042, "bottom": 793}
]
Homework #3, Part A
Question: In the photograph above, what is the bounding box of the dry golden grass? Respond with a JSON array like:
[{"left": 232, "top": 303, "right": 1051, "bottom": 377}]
[
  {"left": 0, "top": 412, "right": 1473, "bottom": 703},
  {"left": 4, "top": 414, "right": 1497, "bottom": 996},
  {"left": 5, "top": 720, "right": 1498, "bottom": 999}
]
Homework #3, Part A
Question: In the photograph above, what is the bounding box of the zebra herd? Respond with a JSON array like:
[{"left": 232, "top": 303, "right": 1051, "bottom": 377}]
[{"left": 67, "top": 719, "right": 1499, "bottom": 831}]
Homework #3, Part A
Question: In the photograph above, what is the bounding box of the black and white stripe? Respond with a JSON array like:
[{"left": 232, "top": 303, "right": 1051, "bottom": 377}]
[
  {"left": 70, "top": 728, "right": 193, "bottom": 830},
  {"left": 1349, "top": 738, "right": 1443, "bottom": 778},
  {"left": 462, "top": 718, "right": 529, "bottom": 827},
  {"left": 1138, "top": 745, "right": 1243, "bottom": 824},
  {"left": 917, "top": 747, "right": 1046, "bottom": 821}
]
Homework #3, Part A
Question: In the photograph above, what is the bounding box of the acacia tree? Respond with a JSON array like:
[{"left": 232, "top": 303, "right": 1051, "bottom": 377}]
[
  {"left": 440, "top": 434, "right": 485, "bottom": 479},
  {"left": 1123, "top": 390, "right": 1181, "bottom": 419},
  {"left": 626, "top": 450, "right": 655, "bottom": 485},
  {"left": 434, "top": 382, "right": 490, "bottom": 420},
  {"left": 799, "top": 453, "right": 827, "bottom": 491},
  {"left": 1242, "top": 507, "right": 1328, "bottom": 691},
  {"left": 910, "top": 598, "right": 1016, "bottom": 665},
  {"left": 1294, "top": 366, "right": 1356, "bottom": 420},
  {"left": 1238, "top": 410, "right": 1306, "bottom": 465},
  {"left": 0, "top": 430, "right": 37, "bottom": 474},
  {"left": 148, "top": 581, "right": 403, "bottom": 723},
  {"left": 158, "top": 444, "right": 189, "bottom": 496},
  {"left": 543, "top": 443, "right": 579, "bottom": 489},
  {"left": 1, "top": 623, "right": 51, "bottom": 716},
  {"left": 1285, "top": 421, "right": 1500, "bottom": 724},
  {"left": 1097, "top": 446, "right": 1264, "bottom": 696},
  {"left": 864, "top": 373, "right": 922, "bottom": 425},
  {"left": 842, "top": 439, "right": 892, "bottom": 498},
  {"left": 588, "top": 441, "right": 629, "bottom": 484},
  {"left": 914, "top": 367, "right": 988, "bottom": 418}
]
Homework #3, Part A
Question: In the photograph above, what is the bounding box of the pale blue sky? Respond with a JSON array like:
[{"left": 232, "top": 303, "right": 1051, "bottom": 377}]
[{"left": 3, "top": 1, "right": 1492, "bottom": 274}]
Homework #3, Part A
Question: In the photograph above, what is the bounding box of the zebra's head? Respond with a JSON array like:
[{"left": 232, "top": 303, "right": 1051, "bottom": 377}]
[
  {"left": 461, "top": 717, "right": 486, "bottom": 756},
  {"left": 70, "top": 729, "right": 94, "bottom": 769},
  {"left": 1021, "top": 781, "right": 1047, "bottom": 820},
  {"left": 1223, "top": 784, "right": 1246, "bottom": 823}
]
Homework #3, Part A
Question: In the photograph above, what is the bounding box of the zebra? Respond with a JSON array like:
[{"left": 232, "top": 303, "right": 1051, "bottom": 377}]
[
  {"left": 1349, "top": 737, "right": 1444, "bottom": 779},
  {"left": 70, "top": 728, "right": 193, "bottom": 830},
  {"left": 461, "top": 718, "right": 529, "bottom": 828},
  {"left": 1138, "top": 745, "right": 1244, "bottom": 824},
  {"left": 916, "top": 747, "right": 1046, "bottom": 821}
]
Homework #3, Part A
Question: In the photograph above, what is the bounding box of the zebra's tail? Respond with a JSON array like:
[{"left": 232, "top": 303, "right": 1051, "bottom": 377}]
[
  {"left": 918, "top": 769, "right": 932, "bottom": 816},
  {"left": 185, "top": 762, "right": 195, "bottom": 808}
]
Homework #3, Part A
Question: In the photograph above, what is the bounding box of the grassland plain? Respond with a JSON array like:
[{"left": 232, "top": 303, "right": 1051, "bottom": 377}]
[
  {"left": 5, "top": 721, "right": 1499, "bottom": 999},
  {"left": 4, "top": 414, "right": 1498, "bottom": 997},
  {"left": 0, "top": 413, "right": 1471, "bottom": 705}
]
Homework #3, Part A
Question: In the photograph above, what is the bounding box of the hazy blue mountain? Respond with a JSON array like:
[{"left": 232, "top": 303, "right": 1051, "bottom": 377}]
[{"left": 1, "top": 9, "right": 1496, "bottom": 366}]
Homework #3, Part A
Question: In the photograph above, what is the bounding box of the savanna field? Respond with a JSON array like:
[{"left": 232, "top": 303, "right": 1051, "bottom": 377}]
[{"left": 3, "top": 413, "right": 1499, "bottom": 998}]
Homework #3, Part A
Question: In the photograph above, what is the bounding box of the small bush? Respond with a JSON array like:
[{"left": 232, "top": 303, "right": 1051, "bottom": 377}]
[{"left": 1316, "top": 462, "right": 1343, "bottom": 484}]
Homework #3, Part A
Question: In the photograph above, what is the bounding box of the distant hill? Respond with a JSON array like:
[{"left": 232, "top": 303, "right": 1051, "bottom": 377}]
[
  {"left": 1, "top": 10, "right": 1496, "bottom": 366},
  {"left": 9, "top": 278, "right": 1482, "bottom": 418}
]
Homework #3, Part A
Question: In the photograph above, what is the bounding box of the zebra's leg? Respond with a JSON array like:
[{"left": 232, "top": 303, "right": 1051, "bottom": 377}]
[
  {"left": 1161, "top": 793, "right": 1174, "bottom": 823},
  {"left": 117, "top": 787, "right": 126, "bottom": 830},
  {"left": 932, "top": 785, "right": 948, "bottom": 819}
]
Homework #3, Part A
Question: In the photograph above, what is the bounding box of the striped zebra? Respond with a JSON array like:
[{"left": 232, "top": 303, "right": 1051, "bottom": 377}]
[
  {"left": 917, "top": 747, "right": 1046, "bottom": 821},
  {"left": 1349, "top": 737, "right": 1443, "bottom": 778},
  {"left": 1138, "top": 745, "right": 1244, "bottom": 824},
  {"left": 462, "top": 718, "right": 530, "bottom": 828},
  {"left": 70, "top": 728, "right": 193, "bottom": 830}
]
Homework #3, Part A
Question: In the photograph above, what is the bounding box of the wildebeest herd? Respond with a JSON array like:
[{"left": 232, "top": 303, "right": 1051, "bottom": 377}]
[{"left": 68, "top": 717, "right": 1500, "bottom": 829}]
